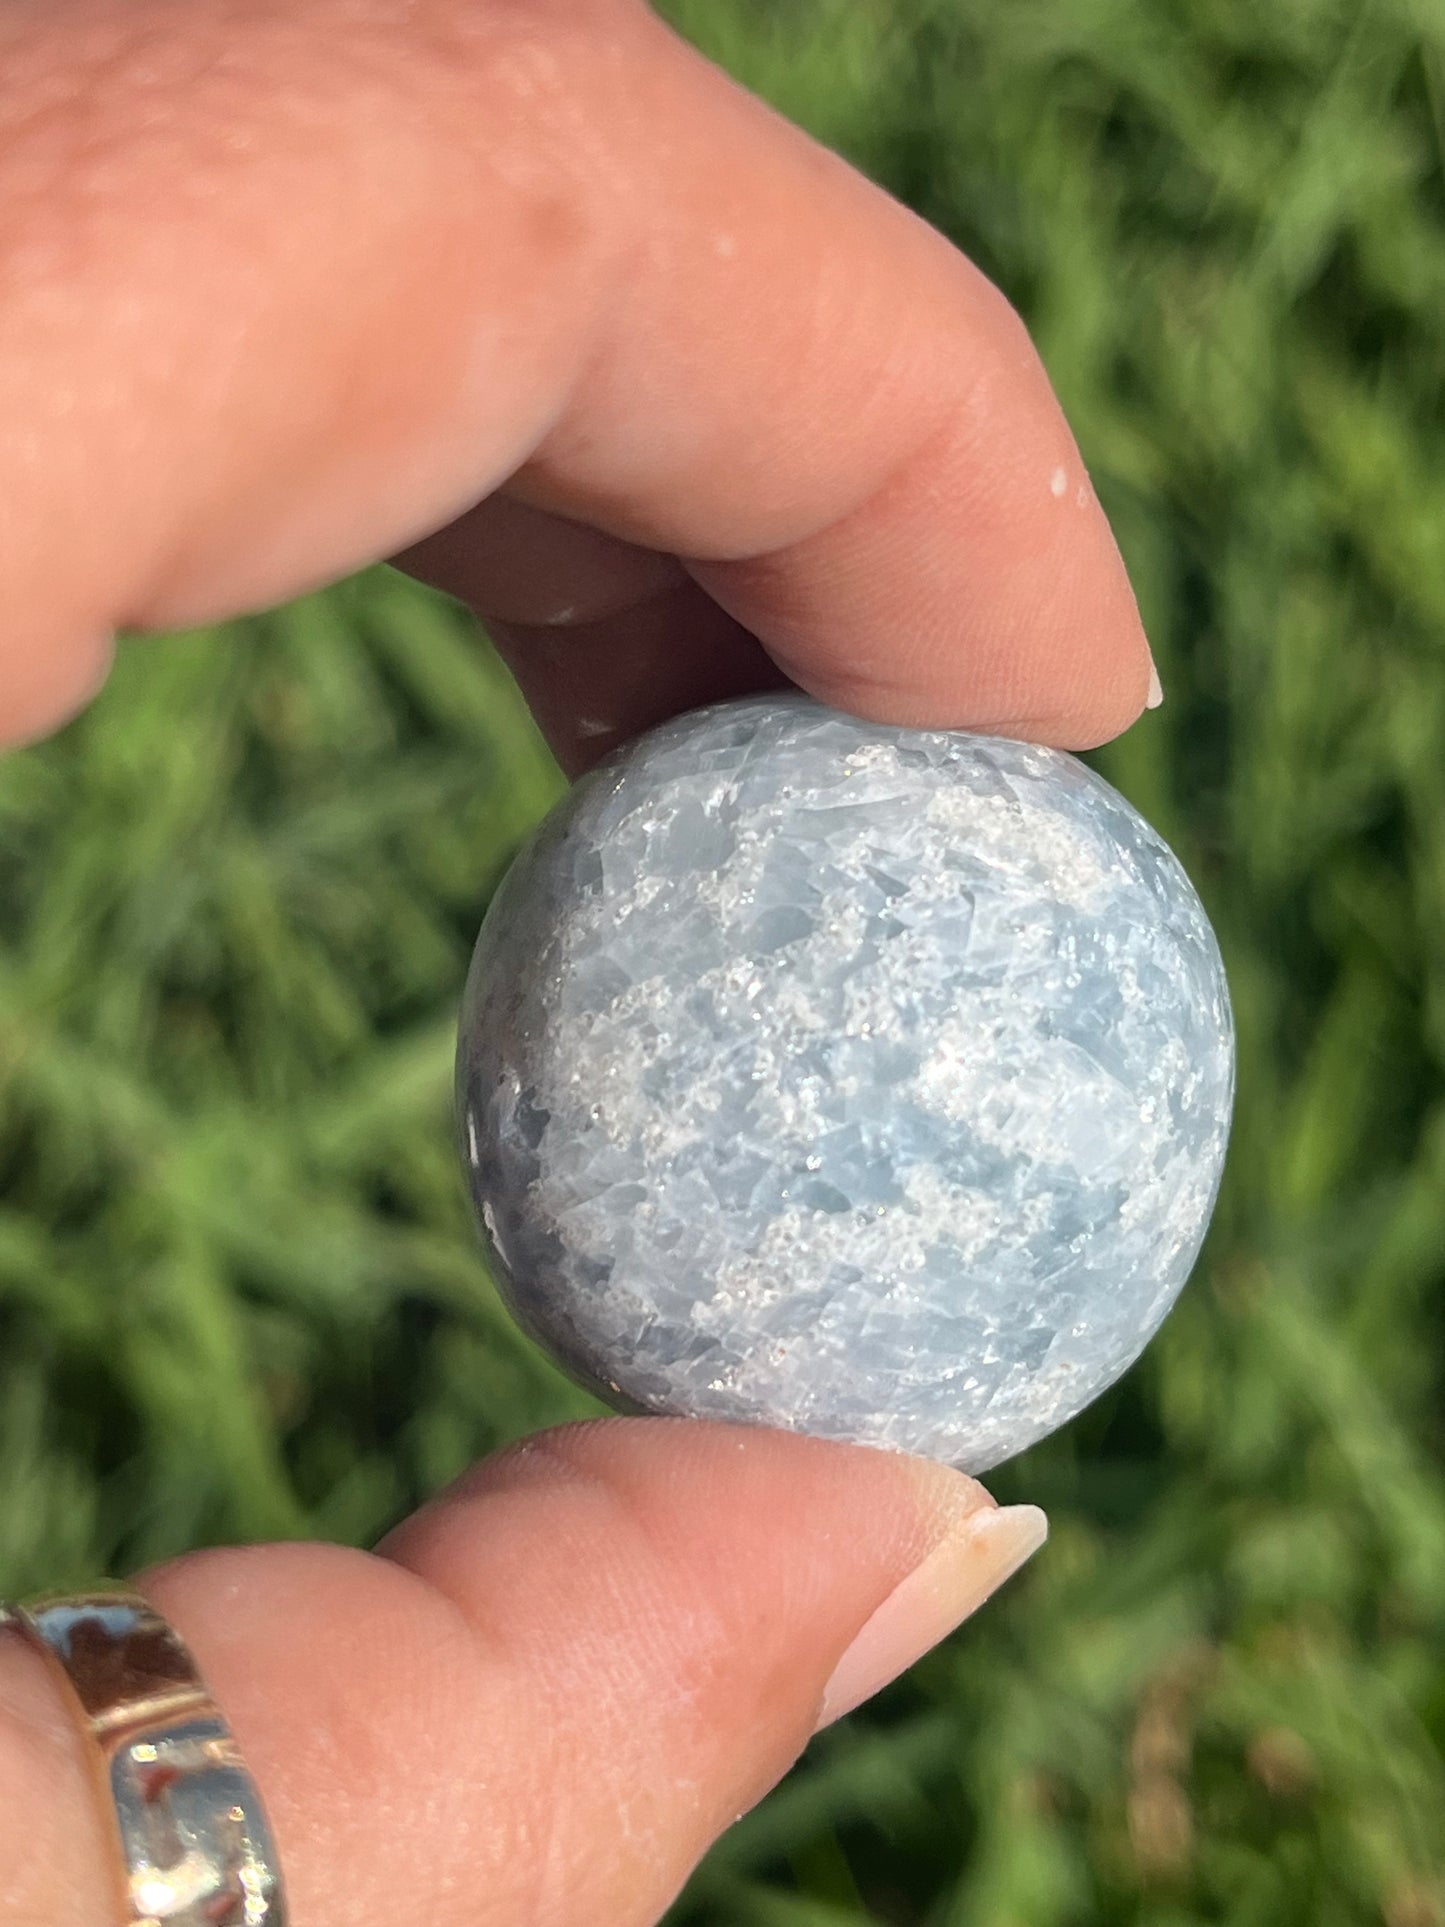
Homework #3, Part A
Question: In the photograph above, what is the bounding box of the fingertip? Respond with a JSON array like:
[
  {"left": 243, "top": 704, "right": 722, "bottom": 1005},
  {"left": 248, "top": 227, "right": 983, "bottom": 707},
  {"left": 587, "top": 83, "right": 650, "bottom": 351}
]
[
  {"left": 888, "top": 1443, "right": 1001, "bottom": 1540},
  {"left": 0, "top": 629, "right": 115, "bottom": 751},
  {"left": 688, "top": 373, "right": 1154, "bottom": 752}
]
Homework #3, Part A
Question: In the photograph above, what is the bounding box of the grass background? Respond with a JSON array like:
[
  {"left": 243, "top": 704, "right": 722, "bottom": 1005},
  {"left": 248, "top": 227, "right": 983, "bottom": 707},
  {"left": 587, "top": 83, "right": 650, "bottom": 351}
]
[{"left": 3, "top": 0, "right": 1445, "bottom": 1919}]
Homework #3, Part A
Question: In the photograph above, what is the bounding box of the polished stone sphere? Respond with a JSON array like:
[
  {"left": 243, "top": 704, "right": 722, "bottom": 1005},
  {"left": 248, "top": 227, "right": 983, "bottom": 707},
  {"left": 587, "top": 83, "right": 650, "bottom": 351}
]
[{"left": 457, "top": 695, "right": 1234, "bottom": 1472}]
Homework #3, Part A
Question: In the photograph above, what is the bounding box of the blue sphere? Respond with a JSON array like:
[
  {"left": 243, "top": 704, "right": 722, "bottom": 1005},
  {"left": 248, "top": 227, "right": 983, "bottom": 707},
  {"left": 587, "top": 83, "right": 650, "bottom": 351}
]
[{"left": 457, "top": 696, "right": 1234, "bottom": 1471}]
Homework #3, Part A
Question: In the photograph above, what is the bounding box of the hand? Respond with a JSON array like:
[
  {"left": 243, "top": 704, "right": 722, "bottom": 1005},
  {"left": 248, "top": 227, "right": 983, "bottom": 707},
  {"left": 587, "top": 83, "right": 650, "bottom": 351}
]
[{"left": 0, "top": 3, "right": 1147, "bottom": 1921}]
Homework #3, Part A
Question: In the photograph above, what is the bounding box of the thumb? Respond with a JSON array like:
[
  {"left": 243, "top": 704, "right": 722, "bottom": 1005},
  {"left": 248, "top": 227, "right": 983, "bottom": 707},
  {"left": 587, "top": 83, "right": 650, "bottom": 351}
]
[{"left": 0, "top": 1420, "right": 1045, "bottom": 1927}]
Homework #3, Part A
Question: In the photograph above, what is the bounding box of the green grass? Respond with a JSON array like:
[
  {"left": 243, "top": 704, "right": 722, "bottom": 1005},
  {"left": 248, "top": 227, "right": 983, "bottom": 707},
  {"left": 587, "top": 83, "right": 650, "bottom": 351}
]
[{"left": 3, "top": 0, "right": 1445, "bottom": 1919}]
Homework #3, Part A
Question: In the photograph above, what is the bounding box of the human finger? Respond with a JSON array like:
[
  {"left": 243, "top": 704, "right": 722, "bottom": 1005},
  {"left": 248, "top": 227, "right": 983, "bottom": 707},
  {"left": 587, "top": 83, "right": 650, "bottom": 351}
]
[
  {"left": 398, "top": 497, "right": 786, "bottom": 773},
  {"left": 0, "top": 1421, "right": 1044, "bottom": 1926},
  {"left": 3, "top": 0, "right": 1146, "bottom": 753}
]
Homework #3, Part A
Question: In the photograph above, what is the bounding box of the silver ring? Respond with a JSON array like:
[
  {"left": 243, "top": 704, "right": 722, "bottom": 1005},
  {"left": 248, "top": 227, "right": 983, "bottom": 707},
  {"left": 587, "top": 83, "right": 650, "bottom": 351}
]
[{"left": 1, "top": 1587, "right": 287, "bottom": 1925}]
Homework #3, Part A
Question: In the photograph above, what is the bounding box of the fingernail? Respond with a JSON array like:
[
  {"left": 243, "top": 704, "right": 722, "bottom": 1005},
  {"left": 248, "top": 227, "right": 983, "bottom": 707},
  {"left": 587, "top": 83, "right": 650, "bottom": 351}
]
[
  {"left": 816, "top": 1501, "right": 1047, "bottom": 1728},
  {"left": 1146, "top": 660, "right": 1164, "bottom": 710}
]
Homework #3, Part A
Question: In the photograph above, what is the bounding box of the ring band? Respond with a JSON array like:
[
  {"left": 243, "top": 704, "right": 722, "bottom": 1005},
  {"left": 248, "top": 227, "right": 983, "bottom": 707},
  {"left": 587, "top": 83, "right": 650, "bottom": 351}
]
[{"left": 1, "top": 1588, "right": 286, "bottom": 1925}]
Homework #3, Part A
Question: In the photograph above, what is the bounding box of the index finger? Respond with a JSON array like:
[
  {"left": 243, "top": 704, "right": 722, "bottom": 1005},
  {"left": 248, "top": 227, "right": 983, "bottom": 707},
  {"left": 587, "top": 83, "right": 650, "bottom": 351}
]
[{"left": 0, "top": 0, "right": 1149, "bottom": 749}]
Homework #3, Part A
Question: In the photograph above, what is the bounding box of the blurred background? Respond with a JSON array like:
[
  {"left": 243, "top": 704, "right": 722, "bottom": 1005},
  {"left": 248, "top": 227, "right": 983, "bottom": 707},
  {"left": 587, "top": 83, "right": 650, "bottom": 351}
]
[{"left": 4, "top": 0, "right": 1445, "bottom": 1919}]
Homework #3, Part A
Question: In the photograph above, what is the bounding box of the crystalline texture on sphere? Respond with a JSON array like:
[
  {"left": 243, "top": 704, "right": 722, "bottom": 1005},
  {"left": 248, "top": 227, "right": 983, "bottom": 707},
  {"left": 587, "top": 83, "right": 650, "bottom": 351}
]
[{"left": 456, "top": 694, "right": 1235, "bottom": 1473}]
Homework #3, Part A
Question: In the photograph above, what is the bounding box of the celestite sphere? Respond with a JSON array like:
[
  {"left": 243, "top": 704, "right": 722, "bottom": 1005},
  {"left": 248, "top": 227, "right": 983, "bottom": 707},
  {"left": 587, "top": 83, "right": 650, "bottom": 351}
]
[{"left": 457, "top": 695, "right": 1234, "bottom": 1472}]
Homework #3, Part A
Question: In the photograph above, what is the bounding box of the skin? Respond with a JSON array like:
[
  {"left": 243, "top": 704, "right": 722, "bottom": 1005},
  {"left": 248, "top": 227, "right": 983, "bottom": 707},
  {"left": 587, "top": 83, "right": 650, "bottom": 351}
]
[{"left": 0, "top": 2, "right": 1151, "bottom": 1921}]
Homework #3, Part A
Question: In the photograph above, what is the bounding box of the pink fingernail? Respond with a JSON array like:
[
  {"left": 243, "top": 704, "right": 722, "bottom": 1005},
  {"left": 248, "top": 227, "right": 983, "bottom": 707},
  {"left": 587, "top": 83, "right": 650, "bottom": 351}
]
[
  {"left": 816, "top": 1503, "right": 1047, "bottom": 1728},
  {"left": 1146, "top": 661, "right": 1165, "bottom": 709}
]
